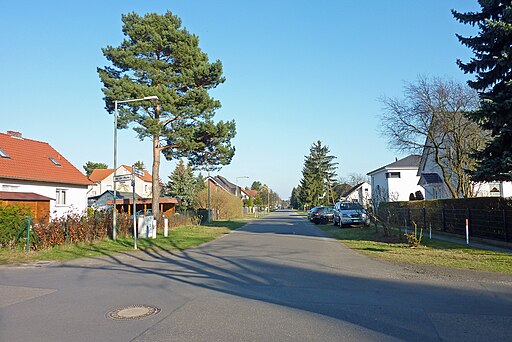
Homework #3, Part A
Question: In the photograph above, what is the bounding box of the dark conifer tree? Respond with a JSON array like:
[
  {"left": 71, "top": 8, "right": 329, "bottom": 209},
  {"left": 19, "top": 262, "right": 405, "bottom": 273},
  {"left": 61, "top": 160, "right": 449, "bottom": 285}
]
[
  {"left": 453, "top": 1, "right": 512, "bottom": 181},
  {"left": 299, "top": 141, "right": 338, "bottom": 207}
]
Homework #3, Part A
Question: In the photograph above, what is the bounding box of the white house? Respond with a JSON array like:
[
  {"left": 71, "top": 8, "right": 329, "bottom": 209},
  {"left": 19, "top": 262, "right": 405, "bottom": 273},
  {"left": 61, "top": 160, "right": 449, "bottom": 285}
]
[
  {"left": 367, "top": 155, "right": 424, "bottom": 209},
  {"left": 417, "top": 142, "right": 512, "bottom": 199},
  {"left": 0, "top": 131, "right": 92, "bottom": 219},
  {"left": 339, "top": 182, "right": 372, "bottom": 208},
  {"left": 88, "top": 165, "right": 153, "bottom": 199}
]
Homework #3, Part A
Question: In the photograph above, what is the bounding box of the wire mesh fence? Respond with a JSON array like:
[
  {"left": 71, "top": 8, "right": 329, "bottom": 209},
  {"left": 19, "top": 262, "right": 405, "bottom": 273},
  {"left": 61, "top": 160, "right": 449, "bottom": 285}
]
[{"left": 378, "top": 207, "right": 512, "bottom": 243}]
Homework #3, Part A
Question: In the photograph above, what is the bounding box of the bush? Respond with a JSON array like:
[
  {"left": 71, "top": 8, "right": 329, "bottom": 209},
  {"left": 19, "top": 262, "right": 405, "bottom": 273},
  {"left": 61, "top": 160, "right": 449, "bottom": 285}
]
[
  {"left": 166, "top": 213, "right": 201, "bottom": 228},
  {"left": 195, "top": 188, "right": 243, "bottom": 220},
  {"left": 0, "top": 204, "right": 32, "bottom": 248},
  {"left": 33, "top": 210, "right": 130, "bottom": 250}
]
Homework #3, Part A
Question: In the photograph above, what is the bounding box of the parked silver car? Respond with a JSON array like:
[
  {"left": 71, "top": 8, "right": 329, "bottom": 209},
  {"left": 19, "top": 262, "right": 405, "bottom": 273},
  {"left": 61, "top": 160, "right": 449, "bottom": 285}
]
[{"left": 333, "top": 201, "right": 370, "bottom": 227}]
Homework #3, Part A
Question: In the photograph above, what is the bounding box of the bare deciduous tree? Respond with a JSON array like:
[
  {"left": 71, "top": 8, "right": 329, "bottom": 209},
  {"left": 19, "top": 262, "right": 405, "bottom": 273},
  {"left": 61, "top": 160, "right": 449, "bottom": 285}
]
[{"left": 379, "top": 76, "right": 488, "bottom": 198}]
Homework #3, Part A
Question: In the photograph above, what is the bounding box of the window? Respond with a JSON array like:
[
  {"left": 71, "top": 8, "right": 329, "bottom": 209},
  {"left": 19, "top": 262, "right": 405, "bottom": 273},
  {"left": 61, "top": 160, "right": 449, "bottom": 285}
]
[
  {"left": 49, "top": 157, "right": 61, "bottom": 166},
  {"left": 0, "top": 148, "right": 9, "bottom": 158},
  {"left": 489, "top": 183, "right": 501, "bottom": 197},
  {"left": 386, "top": 172, "right": 401, "bottom": 178},
  {"left": 56, "top": 189, "right": 67, "bottom": 205}
]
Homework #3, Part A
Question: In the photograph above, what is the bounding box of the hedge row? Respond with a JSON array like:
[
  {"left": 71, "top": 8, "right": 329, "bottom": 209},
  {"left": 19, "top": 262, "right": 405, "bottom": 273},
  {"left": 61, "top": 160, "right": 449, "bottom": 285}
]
[
  {"left": 380, "top": 197, "right": 512, "bottom": 212},
  {"left": 1, "top": 203, "right": 206, "bottom": 250}
]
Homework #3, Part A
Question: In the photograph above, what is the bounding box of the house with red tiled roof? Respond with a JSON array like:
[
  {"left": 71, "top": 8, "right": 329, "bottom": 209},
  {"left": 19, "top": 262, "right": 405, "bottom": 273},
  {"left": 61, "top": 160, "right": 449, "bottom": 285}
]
[
  {"left": 0, "top": 131, "right": 93, "bottom": 220},
  {"left": 242, "top": 189, "right": 257, "bottom": 199},
  {"left": 88, "top": 165, "right": 153, "bottom": 199}
]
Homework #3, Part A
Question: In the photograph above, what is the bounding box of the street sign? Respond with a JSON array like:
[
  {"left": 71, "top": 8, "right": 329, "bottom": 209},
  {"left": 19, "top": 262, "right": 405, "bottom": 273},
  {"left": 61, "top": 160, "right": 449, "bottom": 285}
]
[
  {"left": 114, "top": 174, "right": 132, "bottom": 182},
  {"left": 133, "top": 168, "right": 144, "bottom": 177}
]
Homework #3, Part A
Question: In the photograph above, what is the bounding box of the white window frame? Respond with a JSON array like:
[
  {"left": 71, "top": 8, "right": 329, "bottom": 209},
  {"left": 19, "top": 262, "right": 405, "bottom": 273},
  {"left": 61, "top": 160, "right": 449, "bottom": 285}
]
[{"left": 56, "top": 189, "right": 67, "bottom": 206}]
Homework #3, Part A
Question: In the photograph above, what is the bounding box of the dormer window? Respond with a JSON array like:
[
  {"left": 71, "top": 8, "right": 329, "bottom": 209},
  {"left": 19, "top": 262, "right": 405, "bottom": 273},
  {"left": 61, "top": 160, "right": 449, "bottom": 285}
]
[
  {"left": 0, "top": 148, "right": 9, "bottom": 158},
  {"left": 49, "top": 157, "right": 61, "bottom": 166}
]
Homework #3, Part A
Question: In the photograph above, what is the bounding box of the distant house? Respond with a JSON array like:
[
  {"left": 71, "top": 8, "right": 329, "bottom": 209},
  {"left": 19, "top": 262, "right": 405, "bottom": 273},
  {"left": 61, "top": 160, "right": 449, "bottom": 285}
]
[
  {"left": 417, "top": 141, "right": 512, "bottom": 199},
  {"left": 0, "top": 131, "right": 92, "bottom": 220},
  {"left": 242, "top": 188, "right": 257, "bottom": 202},
  {"left": 367, "top": 155, "right": 424, "bottom": 209},
  {"left": 205, "top": 175, "right": 245, "bottom": 199},
  {"left": 88, "top": 165, "right": 153, "bottom": 199},
  {"left": 339, "top": 182, "right": 371, "bottom": 208}
]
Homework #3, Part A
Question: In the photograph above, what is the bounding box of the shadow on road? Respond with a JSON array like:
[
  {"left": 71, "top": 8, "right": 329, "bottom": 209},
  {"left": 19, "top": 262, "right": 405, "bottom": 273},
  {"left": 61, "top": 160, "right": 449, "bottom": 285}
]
[{"left": 52, "top": 213, "right": 512, "bottom": 341}]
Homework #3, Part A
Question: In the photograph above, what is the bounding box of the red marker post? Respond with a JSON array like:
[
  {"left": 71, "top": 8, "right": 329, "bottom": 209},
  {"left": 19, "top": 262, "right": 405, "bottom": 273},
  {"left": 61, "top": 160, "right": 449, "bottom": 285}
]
[{"left": 465, "top": 218, "right": 469, "bottom": 245}]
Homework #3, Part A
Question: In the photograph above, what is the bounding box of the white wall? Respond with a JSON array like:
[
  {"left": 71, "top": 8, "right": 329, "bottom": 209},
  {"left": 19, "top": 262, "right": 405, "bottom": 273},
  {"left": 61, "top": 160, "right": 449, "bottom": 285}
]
[
  {"left": 390, "top": 169, "right": 423, "bottom": 201},
  {"left": 345, "top": 182, "right": 372, "bottom": 208},
  {"left": 502, "top": 182, "right": 512, "bottom": 198},
  {"left": 1, "top": 179, "right": 88, "bottom": 218},
  {"left": 370, "top": 168, "right": 423, "bottom": 207},
  {"left": 89, "top": 166, "right": 152, "bottom": 198}
]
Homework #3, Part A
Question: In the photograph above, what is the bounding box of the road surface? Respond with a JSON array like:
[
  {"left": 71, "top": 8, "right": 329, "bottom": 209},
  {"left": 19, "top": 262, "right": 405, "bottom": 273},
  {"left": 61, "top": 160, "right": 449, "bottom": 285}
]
[{"left": 1, "top": 210, "right": 511, "bottom": 341}]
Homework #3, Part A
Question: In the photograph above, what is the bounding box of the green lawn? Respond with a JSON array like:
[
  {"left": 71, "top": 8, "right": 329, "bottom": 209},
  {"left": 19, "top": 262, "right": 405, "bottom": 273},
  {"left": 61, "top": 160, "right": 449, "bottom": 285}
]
[
  {"left": 0, "top": 221, "right": 245, "bottom": 264},
  {"left": 319, "top": 225, "right": 512, "bottom": 274}
]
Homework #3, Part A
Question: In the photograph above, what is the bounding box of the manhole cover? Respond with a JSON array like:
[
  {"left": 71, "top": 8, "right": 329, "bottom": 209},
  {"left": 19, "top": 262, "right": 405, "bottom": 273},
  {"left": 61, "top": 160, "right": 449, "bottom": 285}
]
[{"left": 106, "top": 305, "right": 161, "bottom": 321}]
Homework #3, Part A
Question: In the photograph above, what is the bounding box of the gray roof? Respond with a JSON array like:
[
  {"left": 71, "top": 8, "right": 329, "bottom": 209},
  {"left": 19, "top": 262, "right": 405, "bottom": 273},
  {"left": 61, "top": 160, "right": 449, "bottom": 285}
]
[
  {"left": 213, "top": 175, "right": 238, "bottom": 195},
  {"left": 367, "top": 155, "right": 421, "bottom": 175},
  {"left": 418, "top": 173, "right": 443, "bottom": 185},
  {"left": 341, "top": 182, "right": 365, "bottom": 198}
]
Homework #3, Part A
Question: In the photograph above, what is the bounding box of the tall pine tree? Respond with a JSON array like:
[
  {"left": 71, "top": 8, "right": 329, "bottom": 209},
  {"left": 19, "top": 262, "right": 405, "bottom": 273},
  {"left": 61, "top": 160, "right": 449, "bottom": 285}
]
[
  {"left": 453, "top": 2, "right": 512, "bottom": 181},
  {"left": 299, "top": 141, "right": 338, "bottom": 207},
  {"left": 98, "top": 11, "right": 236, "bottom": 222}
]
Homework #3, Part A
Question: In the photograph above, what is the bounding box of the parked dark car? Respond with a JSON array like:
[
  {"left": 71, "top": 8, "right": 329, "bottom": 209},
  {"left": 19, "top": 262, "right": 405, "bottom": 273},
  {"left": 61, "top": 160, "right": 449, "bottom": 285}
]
[
  {"left": 311, "top": 206, "right": 334, "bottom": 224},
  {"left": 333, "top": 201, "right": 370, "bottom": 227},
  {"left": 308, "top": 206, "right": 321, "bottom": 221}
]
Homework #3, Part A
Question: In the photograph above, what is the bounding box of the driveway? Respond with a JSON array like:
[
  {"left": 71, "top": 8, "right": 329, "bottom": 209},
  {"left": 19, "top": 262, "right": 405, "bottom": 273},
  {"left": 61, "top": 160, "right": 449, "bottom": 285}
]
[{"left": 1, "top": 210, "right": 511, "bottom": 341}]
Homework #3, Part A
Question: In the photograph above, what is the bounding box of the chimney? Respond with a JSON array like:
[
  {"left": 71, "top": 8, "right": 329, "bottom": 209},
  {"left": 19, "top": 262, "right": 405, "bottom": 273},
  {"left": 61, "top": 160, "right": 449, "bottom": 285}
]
[{"left": 7, "top": 131, "right": 22, "bottom": 138}]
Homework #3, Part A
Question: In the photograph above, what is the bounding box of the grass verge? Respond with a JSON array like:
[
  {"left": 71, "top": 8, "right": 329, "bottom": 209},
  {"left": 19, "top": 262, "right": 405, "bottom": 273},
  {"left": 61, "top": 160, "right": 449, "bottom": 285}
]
[
  {"left": 0, "top": 220, "right": 245, "bottom": 264},
  {"left": 319, "top": 225, "right": 512, "bottom": 274}
]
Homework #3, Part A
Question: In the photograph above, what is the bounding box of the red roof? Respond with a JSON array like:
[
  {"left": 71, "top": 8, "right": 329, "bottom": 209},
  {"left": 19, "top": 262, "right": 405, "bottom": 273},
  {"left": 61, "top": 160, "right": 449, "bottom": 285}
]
[
  {"left": 0, "top": 132, "right": 93, "bottom": 186},
  {"left": 0, "top": 191, "right": 53, "bottom": 201},
  {"left": 89, "top": 168, "right": 114, "bottom": 182},
  {"left": 243, "top": 189, "right": 258, "bottom": 198},
  {"left": 123, "top": 165, "right": 152, "bottom": 182},
  {"left": 89, "top": 165, "right": 152, "bottom": 183}
]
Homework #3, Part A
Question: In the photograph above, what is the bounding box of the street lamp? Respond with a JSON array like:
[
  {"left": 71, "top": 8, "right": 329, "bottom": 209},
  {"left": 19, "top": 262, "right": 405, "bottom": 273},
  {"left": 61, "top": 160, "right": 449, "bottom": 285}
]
[
  {"left": 235, "top": 176, "right": 249, "bottom": 197},
  {"left": 112, "top": 96, "right": 158, "bottom": 241}
]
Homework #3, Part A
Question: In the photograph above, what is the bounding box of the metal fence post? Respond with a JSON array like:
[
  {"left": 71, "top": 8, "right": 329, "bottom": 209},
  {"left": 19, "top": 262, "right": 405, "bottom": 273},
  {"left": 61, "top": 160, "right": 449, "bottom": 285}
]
[
  {"left": 25, "top": 216, "right": 31, "bottom": 252},
  {"left": 504, "top": 209, "right": 509, "bottom": 243},
  {"left": 442, "top": 208, "right": 446, "bottom": 232},
  {"left": 65, "top": 220, "right": 69, "bottom": 244},
  {"left": 466, "top": 208, "right": 471, "bottom": 244}
]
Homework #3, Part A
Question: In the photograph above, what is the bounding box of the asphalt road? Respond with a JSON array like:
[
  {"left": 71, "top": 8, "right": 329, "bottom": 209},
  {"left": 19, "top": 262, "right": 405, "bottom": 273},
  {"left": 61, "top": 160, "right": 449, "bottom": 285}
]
[{"left": 1, "top": 210, "right": 511, "bottom": 341}]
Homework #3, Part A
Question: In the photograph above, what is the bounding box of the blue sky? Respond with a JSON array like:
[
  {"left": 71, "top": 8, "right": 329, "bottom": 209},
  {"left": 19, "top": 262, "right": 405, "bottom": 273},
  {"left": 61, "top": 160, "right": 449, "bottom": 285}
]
[{"left": 1, "top": 1, "right": 479, "bottom": 198}]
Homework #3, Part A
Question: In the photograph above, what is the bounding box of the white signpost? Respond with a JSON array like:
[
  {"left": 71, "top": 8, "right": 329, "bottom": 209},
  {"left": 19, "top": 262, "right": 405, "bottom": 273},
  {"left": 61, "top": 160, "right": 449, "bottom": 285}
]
[{"left": 113, "top": 174, "right": 132, "bottom": 183}]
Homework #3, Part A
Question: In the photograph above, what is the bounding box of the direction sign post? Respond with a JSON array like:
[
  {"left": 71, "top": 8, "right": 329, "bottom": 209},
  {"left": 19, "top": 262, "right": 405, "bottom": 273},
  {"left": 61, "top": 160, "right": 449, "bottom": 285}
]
[{"left": 113, "top": 174, "right": 132, "bottom": 183}]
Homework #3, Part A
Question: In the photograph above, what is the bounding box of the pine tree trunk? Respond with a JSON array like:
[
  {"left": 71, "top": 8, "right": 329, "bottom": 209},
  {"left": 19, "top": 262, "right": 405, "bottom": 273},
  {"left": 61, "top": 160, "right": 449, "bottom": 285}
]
[{"left": 152, "top": 134, "right": 160, "bottom": 223}]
